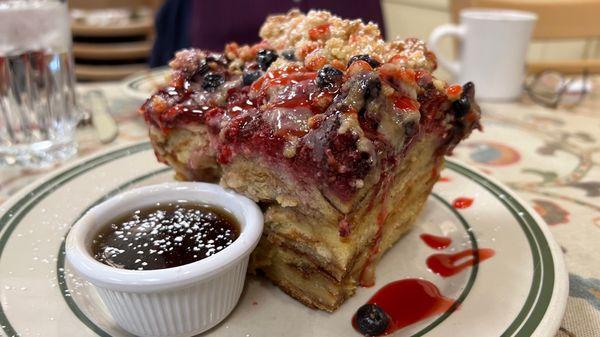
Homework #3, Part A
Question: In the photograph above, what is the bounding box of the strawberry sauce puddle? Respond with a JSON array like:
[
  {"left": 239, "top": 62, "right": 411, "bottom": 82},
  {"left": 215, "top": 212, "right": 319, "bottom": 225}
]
[{"left": 353, "top": 227, "right": 495, "bottom": 335}]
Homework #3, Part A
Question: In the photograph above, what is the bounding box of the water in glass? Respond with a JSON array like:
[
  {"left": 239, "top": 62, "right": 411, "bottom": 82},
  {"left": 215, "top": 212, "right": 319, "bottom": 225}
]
[{"left": 0, "top": 0, "right": 79, "bottom": 168}]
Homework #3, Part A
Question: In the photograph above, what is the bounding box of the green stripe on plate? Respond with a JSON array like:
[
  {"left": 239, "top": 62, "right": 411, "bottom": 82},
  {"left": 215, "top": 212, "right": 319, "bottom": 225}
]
[
  {"left": 446, "top": 162, "right": 554, "bottom": 337},
  {"left": 0, "top": 144, "right": 555, "bottom": 337},
  {"left": 0, "top": 142, "right": 151, "bottom": 337},
  {"left": 411, "top": 194, "right": 480, "bottom": 337},
  {"left": 57, "top": 167, "right": 171, "bottom": 337}
]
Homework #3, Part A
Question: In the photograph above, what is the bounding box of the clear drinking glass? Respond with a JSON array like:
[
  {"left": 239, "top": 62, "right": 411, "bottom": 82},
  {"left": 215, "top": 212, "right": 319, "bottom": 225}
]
[{"left": 0, "top": 0, "right": 79, "bottom": 168}]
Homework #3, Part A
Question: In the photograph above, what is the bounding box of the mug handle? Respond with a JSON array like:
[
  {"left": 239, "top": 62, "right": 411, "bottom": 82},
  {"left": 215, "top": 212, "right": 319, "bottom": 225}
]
[{"left": 428, "top": 24, "right": 465, "bottom": 77}]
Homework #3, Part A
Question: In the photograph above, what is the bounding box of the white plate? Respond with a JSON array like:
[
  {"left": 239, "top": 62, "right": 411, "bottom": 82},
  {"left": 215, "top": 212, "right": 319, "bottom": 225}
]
[
  {"left": 0, "top": 142, "right": 568, "bottom": 337},
  {"left": 121, "top": 67, "right": 170, "bottom": 102}
]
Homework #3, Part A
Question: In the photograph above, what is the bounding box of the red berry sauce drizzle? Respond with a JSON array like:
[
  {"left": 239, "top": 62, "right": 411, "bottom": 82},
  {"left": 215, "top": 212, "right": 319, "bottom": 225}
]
[
  {"left": 420, "top": 233, "right": 452, "bottom": 249},
  {"left": 427, "top": 248, "right": 495, "bottom": 277},
  {"left": 452, "top": 197, "right": 474, "bottom": 209},
  {"left": 358, "top": 165, "right": 397, "bottom": 287},
  {"left": 352, "top": 279, "right": 456, "bottom": 335},
  {"left": 354, "top": 227, "right": 495, "bottom": 335}
]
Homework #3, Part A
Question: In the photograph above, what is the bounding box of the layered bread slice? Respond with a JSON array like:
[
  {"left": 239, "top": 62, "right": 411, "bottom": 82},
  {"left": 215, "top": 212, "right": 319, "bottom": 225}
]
[{"left": 141, "top": 10, "right": 481, "bottom": 311}]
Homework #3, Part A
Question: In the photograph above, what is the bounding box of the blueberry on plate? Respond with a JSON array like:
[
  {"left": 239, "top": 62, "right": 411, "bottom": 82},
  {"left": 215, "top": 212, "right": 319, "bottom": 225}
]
[
  {"left": 348, "top": 54, "right": 381, "bottom": 68},
  {"left": 243, "top": 70, "right": 263, "bottom": 86},
  {"left": 316, "top": 65, "right": 343, "bottom": 90},
  {"left": 202, "top": 73, "right": 225, "bottom": 91},
  {"left": 256, "top": 49, "right": 279, "bottom": 70},
  {"left": 355, "top": 303, "right": 389, "bottom": 336}
]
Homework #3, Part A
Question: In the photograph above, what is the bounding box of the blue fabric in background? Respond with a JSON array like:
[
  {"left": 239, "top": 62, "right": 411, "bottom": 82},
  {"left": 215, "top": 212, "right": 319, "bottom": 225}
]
[{"left": 149, "top": 0, "right": 190, "bottom": 68}]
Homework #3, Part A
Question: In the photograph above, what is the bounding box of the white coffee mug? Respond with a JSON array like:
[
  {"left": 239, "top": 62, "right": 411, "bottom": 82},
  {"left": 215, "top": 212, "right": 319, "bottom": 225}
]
[{"left": 429, "top": 9, "right": 537, "bottom": 101}]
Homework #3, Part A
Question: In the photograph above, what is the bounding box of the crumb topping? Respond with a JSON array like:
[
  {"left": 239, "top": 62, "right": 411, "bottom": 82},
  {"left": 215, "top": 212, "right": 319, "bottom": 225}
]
[{"left": 259, "top": 10, "right": 436, "bottom": 71}]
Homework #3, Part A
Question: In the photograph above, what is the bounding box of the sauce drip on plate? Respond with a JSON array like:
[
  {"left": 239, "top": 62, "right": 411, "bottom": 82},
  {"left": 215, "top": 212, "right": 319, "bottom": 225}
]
[
  {"left": 420, "top": 233, "right": 452, "bottom": 249},
  {"left": 427, "top": 248, "right": 495, "bottom": 277},
  {"left": 452, "top": 197, "right": 474, "bottom": 209},
  {"left": 353, "top": 279, "right": 456, "bottom": 335}
]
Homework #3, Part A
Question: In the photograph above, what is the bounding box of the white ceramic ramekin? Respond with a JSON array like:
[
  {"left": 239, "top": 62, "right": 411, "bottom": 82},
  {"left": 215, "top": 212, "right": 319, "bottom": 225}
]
[{"left": 66, "top": 182, "right": 263, "bottom": 337}]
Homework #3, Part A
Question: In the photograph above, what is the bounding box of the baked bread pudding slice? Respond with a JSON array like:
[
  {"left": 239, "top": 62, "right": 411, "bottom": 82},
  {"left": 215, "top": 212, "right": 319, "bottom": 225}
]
[{"left": 141, "top": 10, "right": 481, "bottom": 312}]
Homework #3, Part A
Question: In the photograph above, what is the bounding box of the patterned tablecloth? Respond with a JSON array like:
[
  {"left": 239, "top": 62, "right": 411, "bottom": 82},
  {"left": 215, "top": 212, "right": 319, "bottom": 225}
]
[{"left": 0, "top": 82, "right": 599, "bottom": 337}]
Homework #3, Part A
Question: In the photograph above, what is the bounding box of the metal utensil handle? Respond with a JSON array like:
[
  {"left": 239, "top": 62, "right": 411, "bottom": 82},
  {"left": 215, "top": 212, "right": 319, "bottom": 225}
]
[{"left": 85, "top": 90, "right": 119, "bottom": 144}]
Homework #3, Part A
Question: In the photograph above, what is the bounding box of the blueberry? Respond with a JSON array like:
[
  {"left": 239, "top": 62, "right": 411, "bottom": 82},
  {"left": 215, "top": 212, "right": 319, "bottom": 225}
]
[
  {"left": 316, "top": 65, "right": 343, "bottom": 90},
  {"left": 452, "top": 96, "right": 470, "bottom": 118},
  {"left": 404, "top": 120, "right": 418, "bottom": 137},
  {"left": 205, "top": 52, "right": 228, "bottom": 66},
  {"left": 196, "top": 60, "right": 210, "bottom": 76},
  {"left": 357, "top": 106, "right": 379, "bottom": 132},
  {"left": 453, "top": 82, "right": 474, "bottom": 117},
  {"left": 358, "top": 76, "right": 381, "bottom": 101},
  {"left": 242, "top": 70, "right": 263, "bottom": 86},
  {"left": 282, "top": 49, "right": 296, "bottom": 61},
  {"left": 202, "top": 72, "right": 225, "bottom": 91},
  {"left": 348, "top": 54, "right": 381, "bottom": 68},
  {"left": 355, "top": 303, "right": 389, "bottom": 336},
  {"left": 462, "top": 81, "right": 475, "bottom": 96},
  {"left": 256, "top": 49, "right": 279, "bottom": 70}
]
